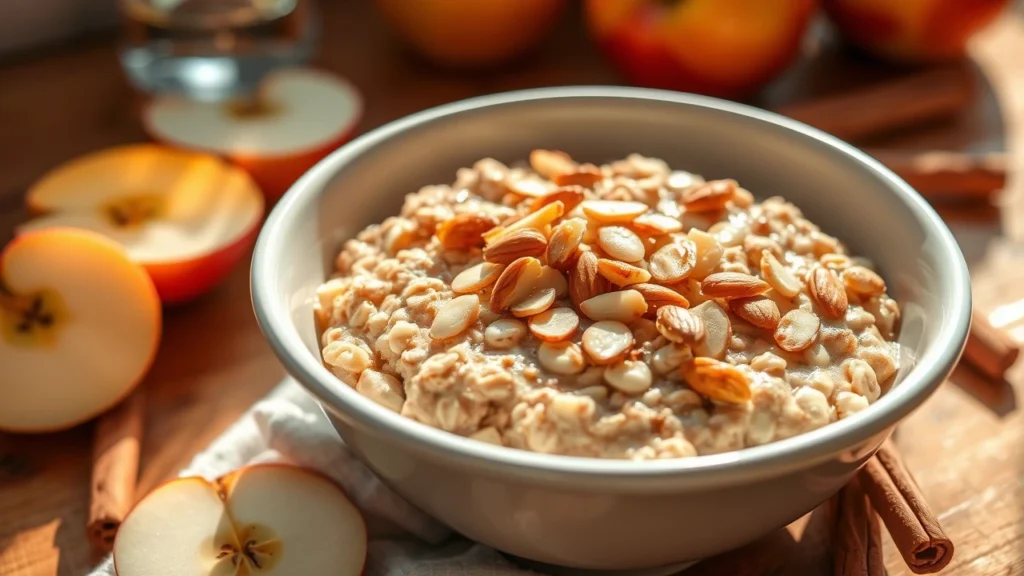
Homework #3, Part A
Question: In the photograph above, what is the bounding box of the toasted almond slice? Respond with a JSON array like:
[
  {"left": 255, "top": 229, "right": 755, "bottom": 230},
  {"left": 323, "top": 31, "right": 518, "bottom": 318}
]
[
  {"left": 632, "top": 283, "right": 690, "bottom": 312},
  {"left": 774, "top": 309, "right": 820, "bottom": 352},
  {"left": 603, "top": 360, "right": 653, "bottom": 394},
  {"left": 581, "top": 320, "right": 634, "bottom": 365},
  {"left": 508, "top": 178, "right": 552, "bottom": 198},
  {"left": 538, "top": 341, "right": 587, "bottom": 375},
  {"left": 597, "top": 259, "right": 651, "bottom": 286},
  {"left": 484, "top": 318, "right": 527, "bottom": 349},
  {"left": 843, "top": 265, "right": 886, "bottom": 296},
  {"left": 530, "top": 185, "right": 586, "bottom": 214},
  {"left": 579, "top": 290, "right": 648, "bottom": 323},
  {"left": 482, "top": 225, "right": 506, "bottom": 244},
  {"left": 452, "top": 261, "right": 504, "bottom": 294},
  {"left": 632, "top": 213, "right": 683, "bottom": 235},
  {"left": 681, "top": 179, "right": 736, "bottom": 212},
  {"left": 691, "top": 300, "right": 731, "bottom": 359},
  {"left": 546, "top": 217, "right": 587, "bottom": 270},
  {"left": 553, "top": 163, "right": 603, "bottom": 188},
  {"left": 483, "top": 228, "right": 548, "bottom": 265},
  {"left": 569, "top": 251, "right": 609, "bottom": 308},
  {"left": 430, "top": 294, "right": 480, "bottom": 339},
  {"left": 490, "top": 256, "right": 543, "bottom": 313},
  {"left": 580, "top": 200, "right": 648, "bottom": 224},
  {"left": 680, "top": 357, "right": 751, "bottom": 404},
  {"left": 760, "top": 251, "right": 801, "bottom": 298},
  {"left": 687, "top": 228, "right": 723, "bottom": 280},
  {"left": 656, "top": 305, "right": 705, "bottom": 345},
  {"left": 510, "top": 287, "right": 557, "bottom": 318},
  {"left": 808, "top": 265, "right": 849, "bottom": 320},
  {"left": 538, "top": 265, "right": 569, "bottom": 298},
  {"left": 597, "top": 226, "right": 645, "bottom": 263},
  {"left": 530, "top": 149, "right": 576, "bottom": 180},
  {"left": 528, "top": 306, "right": 579, "bottom": 342},
  {"left": 649, "top": 239, "right": 697, "bottom": 284},
  {"left": 666, "top": 170, "right": 700, "bottom": 192},
  {"left": 489, "top": 201, "right": 565, "bottom": 244},
  {"left": 436, "top": 212, "right": 499, "bottom": 250},
  {"left": 729, "top": 296, "right": 781, "bottom": 329},
  {"left": 701, "top": 272, "right": 770, "bottom": 299}
]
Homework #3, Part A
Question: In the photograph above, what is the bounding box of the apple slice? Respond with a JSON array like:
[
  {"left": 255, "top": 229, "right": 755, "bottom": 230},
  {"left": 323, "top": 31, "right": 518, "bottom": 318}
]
[
  {"left": 0, "top": 228, "right": 161, "bottom": 432},
  {"left": 18, "top": 144, "right": 264, "bottom": 304},
  {"left": 143, "top": 68, "right": 363, "bottom": 200},
  {"left": 114, "top": 465, "right": 367, "bottom": 576}
]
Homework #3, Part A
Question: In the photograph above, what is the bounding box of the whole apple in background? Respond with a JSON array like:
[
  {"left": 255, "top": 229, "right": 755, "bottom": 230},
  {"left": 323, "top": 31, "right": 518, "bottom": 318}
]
[
  {"left": 375, "top": 0, "right": 569, "bottom": 68},
  {"left": 823, "top": 0, "right": 1009, "bottom": 63},
  {"left": 0, "top": 228, "right": 161, "bottom": 433},
  {"left": 18, "top": 145, "right": 264, "bottom": 304},
  {"left": 585, "top": 0, "right": 819, "bottom": 99}
]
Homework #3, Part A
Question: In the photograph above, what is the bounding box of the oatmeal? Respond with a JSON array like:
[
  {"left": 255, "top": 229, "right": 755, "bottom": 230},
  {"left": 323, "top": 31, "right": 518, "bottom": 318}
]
[{"left": 314, "top": 151, "right": 902, "bottom": 460}]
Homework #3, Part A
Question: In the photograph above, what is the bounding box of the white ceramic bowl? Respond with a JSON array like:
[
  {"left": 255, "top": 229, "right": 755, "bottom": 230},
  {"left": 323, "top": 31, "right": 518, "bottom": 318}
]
[{"left": 251, "top": 87, "right": 971, "bottom": 571}]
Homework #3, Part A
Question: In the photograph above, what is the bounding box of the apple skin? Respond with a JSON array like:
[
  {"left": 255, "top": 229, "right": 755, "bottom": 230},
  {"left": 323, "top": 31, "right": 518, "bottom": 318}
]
[
  {"left": 585, "top": 0, "right": 818, "bottom": 99},
  {"left": 230, "top": 128, "right": 357, "bottom": 202},
  {"left": 376, "top": 0, "right": 569, "bottom": 68},
  {"left": 823, "top": 0, "right": 1009, "bottom": 63}
]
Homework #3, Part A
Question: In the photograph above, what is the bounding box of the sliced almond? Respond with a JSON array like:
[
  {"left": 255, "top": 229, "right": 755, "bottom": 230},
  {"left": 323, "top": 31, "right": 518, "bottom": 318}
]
[
  {"left": 680, "top": 357, "right": 751, "bottom": 404},
  {"left": 760, "top": 251, "right": 801, "bottom": 298},
  {"left": 743, "top": 235, "right": 783, "bottom": 265},
  {"left": 603, "top": 360, "right": 653, "bottom": 395},
  {"left": 436, "top": 212, "right": 499, "bottom": 250},
  {"left": 510, "top": 287, "right": 557, "bottom": 318},
  {"left": 597, "top": 259, "right": 651, "bottom": 286},
  {"left": 687, "top": 228, "right": 723, "bottom": 280},
  {"left": 581, "top": 320, "right": 634, "bottom": 365},
  {"left": 489, "top": 256, "right": 543, "bottom": 313},
  {"left": 691, "top": 301, "right": 731, "bottom": 359},
  {"left": 482, "top": 225, "right": 506, "bottom": 244},
  {"left": 546, "top": 218, "right": 587, "bottom": 270},
  {"left": 486, "top": 201, "right": 565, "bottom": 244},
  {"left": 681, "top": 179, "right": 736, "bottom": 212},
  {"left": 507, "top": 178, "right": 552, "bottom": 198},
  {"left": 774, "top": 309, "right": 820, "bottom": 352},
  {"left": 484, "top": 318, "right": 527, "bottom": 349},
  {"left": 808, "top": 265, "right": 849, "bottom": 320},
  {"left": 632, "top": 283, "right": 690, "bottom": 312},
  {"left": 579, "top": 290, "right": 648, "bottom": 323},
  {"left": 528, "top": 307, "right": 579, "bottom": 342},
  {"left": 729, "top": 296, "right": 781, "bottom": 329},
  {"left": 632, "top": 213, "right": 683, "bottom": 236},
  {"left": 569, "top": 251, "right": 610, "bottom": 309},
  {"left": 649, "top": 239, "right": 697, "bottom": 284},
  {"left": 701, "top": 272, "right": 770, "bottom": 299},
  {"left": 656, "top": 305, "right": 705, "bottom": 345},
  {"left": 538, "top": 265, "right": 569, "bottom": 298},
  {"left": 529, "top": 149, "right": 576, "bottom": 180},
  {"left": 580, "top": 200, "right": 648, "bottom": 224},
  {"left": 537, "top": 341, "right": 586, "bottom": 375},
  {"left": 596, "top": 226, "right": 645, "bottom": 263},
  {"left": 843, "top": 265, "right": 886, "bottom": 296},
  {"left": 531, "top": 185, "right": 586, "bottom": 214},
  {"left": 553, "top": 163, "right": 604, "bottom": 188},
  {"left": 430, "top": 294, "right": 480, "bottom": 339},
  {"left": 452, "top": 262, "right": 504, "bottom": 294},
  {"left": 483, "top": 228, "right": 548, "bottom": 265}
]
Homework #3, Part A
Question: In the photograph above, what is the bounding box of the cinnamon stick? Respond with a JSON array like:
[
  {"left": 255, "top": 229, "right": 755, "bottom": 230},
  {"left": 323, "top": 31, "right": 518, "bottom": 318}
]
[
  {"left": 867, "top": 149, "right": 1007, "bottom": 202},
  {"left": 832, "top": 476, "right": 885, "bottom": 576},
  {"left": 963, "top": 307, "right": 1020, "bottom": 381},
  {"left": 87, "top": 389, "right": 145, "bottom": 552},
  {"left": 859, "top": 440, "right": 953, "bottom": 574}
]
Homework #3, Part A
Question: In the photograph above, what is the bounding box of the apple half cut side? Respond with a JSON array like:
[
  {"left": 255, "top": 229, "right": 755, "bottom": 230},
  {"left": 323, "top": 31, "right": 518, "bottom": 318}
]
[
  {"left": 143, "top": 68, "right": 363, "bottom": 201},
  {"left": 114, "top": 465, "right": 367, "bottom": 576},
  {"left": 0, "top": 228, "right": 161, "bottom": 432},
  {"left": 18, "top": 144, "right": 265, "bottom": 304}
]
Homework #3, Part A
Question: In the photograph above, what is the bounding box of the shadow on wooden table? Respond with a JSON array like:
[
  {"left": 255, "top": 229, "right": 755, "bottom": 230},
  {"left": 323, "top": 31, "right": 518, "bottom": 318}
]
[{"left": 948, "top": 362, "right": 1018, "bottom": 418}]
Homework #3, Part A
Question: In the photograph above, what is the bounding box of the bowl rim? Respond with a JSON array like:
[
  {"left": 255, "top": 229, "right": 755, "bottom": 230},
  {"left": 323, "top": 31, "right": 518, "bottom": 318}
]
[{"left": 251, "top": 86, "right": 971, "bottom": 488}]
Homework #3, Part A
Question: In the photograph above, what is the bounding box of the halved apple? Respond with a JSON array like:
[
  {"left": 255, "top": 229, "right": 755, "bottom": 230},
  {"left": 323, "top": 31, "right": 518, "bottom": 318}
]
[
  {"left": 0, "top": 228, "right": 161, "bottom": 432},
  {"left": 143, "top": 68, "right": 363, "bottom": 201},
  {"left": 114, "top": 465, "right": 367, "bottom": 576},
  {"left": 18, "top": 144, "right": 264, "bottom": 304}
]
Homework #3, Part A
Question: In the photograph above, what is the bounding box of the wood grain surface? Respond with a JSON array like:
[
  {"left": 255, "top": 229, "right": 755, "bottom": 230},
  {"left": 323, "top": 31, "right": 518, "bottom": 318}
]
[{"left": 1, "top": 2, "right": 1023, "bottom": 575}]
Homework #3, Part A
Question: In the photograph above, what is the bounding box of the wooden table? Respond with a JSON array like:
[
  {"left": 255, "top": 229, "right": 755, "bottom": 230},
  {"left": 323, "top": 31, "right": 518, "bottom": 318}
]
[{"left": 1, "top": 3, "right": 1022, "bottom": 575}]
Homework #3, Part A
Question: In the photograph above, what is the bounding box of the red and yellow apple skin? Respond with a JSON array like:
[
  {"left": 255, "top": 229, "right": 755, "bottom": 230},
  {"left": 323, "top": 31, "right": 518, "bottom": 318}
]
[
  {"left": 585, "top": 0, "right": 818, "bottom": 99},
  {"left": 823, "top": 0, "right": 1009, "bottom": 63}
]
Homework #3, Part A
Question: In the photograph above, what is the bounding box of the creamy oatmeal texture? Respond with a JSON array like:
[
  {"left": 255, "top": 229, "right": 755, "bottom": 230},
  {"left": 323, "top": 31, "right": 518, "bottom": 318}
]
[{"left": 315, "top": 151, "right": 902, "bottom": 460}]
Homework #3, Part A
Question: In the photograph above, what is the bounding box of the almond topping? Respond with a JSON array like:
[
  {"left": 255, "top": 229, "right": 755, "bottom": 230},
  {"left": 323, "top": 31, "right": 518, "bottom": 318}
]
[
  {"left": 579, "top": 289, "right": 648, "bottom": 323},
  {"left": 580, "top": 200, "right": 648, "bottom": 223},
  {"left": 681, "top": 179, "right": 737, "bottom": 212},
  {"left": 436, "top": 212, "right": 499, "bottom": 250},
  {"left": 452, "top": 262, "right": 504, "bottom": 294},
  {"left": 528, "top": 307, "right": 580, "bottom": 342},
  {"left": 430, "top": 294, "right": 480, "bottom": 340},
  {"left": 508, "top": 178, "right": 552, "bottom": 198},
  {"left": 597, "top": 259, "right": 651, "bottom": 286},
  {"left": 537, "top": 341, "right": 586, "bottom": 375},
  {"left": 553, "top": 163, "right": 604, "bottom": 188},
  {"left": 808, "top": 265, "right": 849, "bottom": 319},
  {"left": 843, "top": 265, "right": 886, "bottom": 296},
  {"left": 680, "top": 357, "right": 751, "bottom": 404},
  {"left": 701, "top": 272, "right": 770, "bottom": 299},
  {"left": 486, "top": 201, "right": 564, "bottom": 244},
  {"left": 631, "top": 213, "right": 682, "bottom": 236},
  {"left": 729, "top": 296, "right": 781, "bottom": 329},
  {"left": 649, "top": 239, "right": 697, "bottom": 284},
  {"left": 774, "top": 309, "right": 820, "bottom": 352},
  {"left": 656, "top": 305, "right": 705, "bottom": 345},
  {"left": 603, "top": 360, "right": 653, "bottom": 395},
  {"left": 546, "top": 218, "right": 587, "bottom": 270},
  {"left": 687, "top": 228, "right": 723, "bottom": 280},
  {"left": 510, "top": 287, "right": 557, "bottom": 318},
  {"left": 529, "top": 149, "right": 576, "bottom": 180},
  {"left": 581, "top": 320, "right": 634, "bottom": 365},
  {"left": 484, "top": 318, "right": 527, "bottom": 349},
  {"left": 596, "top": 226, "right": 646, "bottom": 263},
  {"left": 531, "top": 186, "right": 586, "bottom": 214},
  {"left": 489, "top": 256, "right": 543, "bottom": 313},
  {"left": 690, "top": 301, "right": 731, "bottom": 359},
  {"left": 760, "top": 251, "right": 801, "bottom": 298},
  {"left": 483, "top": 228, "right": 548, "bottom": 265},
  {"left": 538, "top": 265, "right": 569, "bottom": 298},
  {"left": 569, "top": 251, "right": 610, "bottom": 309},
  {"left": 632, "top": 283, "right": 690, "bottom": 312}
]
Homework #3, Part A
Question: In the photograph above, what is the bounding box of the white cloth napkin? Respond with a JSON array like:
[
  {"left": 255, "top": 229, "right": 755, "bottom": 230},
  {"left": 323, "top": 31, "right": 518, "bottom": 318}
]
[{"left": 89, "top": 379, "right": 541, "bottom": 576}]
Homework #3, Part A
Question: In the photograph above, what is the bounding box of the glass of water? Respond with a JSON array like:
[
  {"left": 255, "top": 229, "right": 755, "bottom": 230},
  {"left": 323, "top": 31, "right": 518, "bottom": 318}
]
[{"left": 119, "top": 0, "right": 318, "bottom": 102}]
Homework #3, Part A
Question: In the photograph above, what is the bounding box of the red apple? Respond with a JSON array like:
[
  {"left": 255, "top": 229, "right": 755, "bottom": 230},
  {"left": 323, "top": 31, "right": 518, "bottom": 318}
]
[
  {"left": 18, "top": 145, "right": 264, "bottom": 304},
  {"left": 585, "top": 0, "right": 818, "bottom": 98},
  {"left": 823, "top": 0, "right": 1009, "bottom": 63}
]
